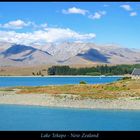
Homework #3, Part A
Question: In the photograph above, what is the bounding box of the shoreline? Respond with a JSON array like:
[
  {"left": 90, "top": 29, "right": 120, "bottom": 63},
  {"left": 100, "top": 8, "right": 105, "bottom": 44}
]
[
  {"left": 0, "top": 75, "right": 124, "bottom": 77},
  {"left": 0, "top": 103, "right": 140, "bottom": 111},
  {"left": 0, "top": 90, "right": 140, "bottom": 110}
]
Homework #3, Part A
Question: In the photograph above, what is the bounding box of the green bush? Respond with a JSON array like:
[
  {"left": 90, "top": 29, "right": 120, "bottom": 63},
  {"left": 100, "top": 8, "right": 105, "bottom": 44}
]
[
  {"left": 79, "top": 81, "right": 87, "bottom": 84},
  {"left": 122, "top": 77, "right": 131, "bottom": 80}
]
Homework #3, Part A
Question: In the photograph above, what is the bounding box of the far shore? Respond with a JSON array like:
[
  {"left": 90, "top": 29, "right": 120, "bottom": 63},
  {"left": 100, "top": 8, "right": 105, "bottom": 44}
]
[{"left": 0, "top": 75, "right": 124, "bottom": 77}]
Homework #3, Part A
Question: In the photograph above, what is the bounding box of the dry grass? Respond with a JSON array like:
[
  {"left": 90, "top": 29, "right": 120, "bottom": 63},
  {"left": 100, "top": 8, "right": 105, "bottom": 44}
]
[
  {"left": 0, "top": 65, "right": 51, "bottom": 76},
  {"left": 16, "top": 78, "right": 140, "bottom": 99},
  {"left": 0, "top": 64, "right": 98, "bottom": 76}
]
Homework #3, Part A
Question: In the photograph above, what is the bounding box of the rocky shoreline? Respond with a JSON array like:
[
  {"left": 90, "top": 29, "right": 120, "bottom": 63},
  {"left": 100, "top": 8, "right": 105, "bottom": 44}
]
[{"left": 0, "top": 90, "right": 140, "bottom": 110}]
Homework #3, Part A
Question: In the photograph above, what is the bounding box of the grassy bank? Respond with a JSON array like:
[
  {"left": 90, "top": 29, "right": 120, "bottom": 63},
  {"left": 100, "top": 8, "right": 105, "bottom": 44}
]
[{"left": 16, "top": 78, "right": 140, "bottom": 99}]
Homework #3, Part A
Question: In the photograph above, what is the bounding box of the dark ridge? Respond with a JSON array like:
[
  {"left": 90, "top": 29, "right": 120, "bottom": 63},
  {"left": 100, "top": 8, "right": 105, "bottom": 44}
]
[
  {"left": 57, "top": 58, "right": 70, "bottom": 63},
  {"left": 9, "top": 56, "right": 33, "bottom": 62},
  {"left": 77, "top": 48, "right": 109, "bottom": 63},
  {"left": 1, "top": 44, "right": 52, "bottom": 57},
  {"left": 2, "top": 44, "right": 37, "bottom": 57},
  {"left": 9, "top": 58, "right": 27, "bottom": 62}
]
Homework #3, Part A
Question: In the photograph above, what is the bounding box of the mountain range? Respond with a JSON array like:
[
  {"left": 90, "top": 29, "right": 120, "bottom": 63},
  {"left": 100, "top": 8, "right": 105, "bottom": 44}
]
[{"left": 0, "top": 42, "right": 140, "bottom": 66}]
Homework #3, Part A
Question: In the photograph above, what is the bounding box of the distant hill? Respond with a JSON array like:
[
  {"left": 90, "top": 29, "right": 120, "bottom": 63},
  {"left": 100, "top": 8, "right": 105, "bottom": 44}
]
[
  {"left": 0, "top": 42, "right": 140, "bottom": 66},
  {"left": 0, "top": 44, "right": 57, "bottom": 66}
]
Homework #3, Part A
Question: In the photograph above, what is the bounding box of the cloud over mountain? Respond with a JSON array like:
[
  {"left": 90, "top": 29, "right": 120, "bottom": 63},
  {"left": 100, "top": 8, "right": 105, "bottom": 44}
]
[{"left": 0, "top": 28, "right": 96, "bottom": 46}]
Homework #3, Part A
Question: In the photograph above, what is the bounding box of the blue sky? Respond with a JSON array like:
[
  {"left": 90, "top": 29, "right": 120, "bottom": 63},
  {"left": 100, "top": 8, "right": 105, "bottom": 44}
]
[{"left": 0, "top": 2, "right": 140, "bottom": 49}]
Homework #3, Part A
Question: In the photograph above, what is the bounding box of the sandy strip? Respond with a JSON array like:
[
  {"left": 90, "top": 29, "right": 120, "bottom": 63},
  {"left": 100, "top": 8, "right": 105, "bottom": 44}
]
[{"left": 0, "top": 90, "right": 140, "bottom": 110}]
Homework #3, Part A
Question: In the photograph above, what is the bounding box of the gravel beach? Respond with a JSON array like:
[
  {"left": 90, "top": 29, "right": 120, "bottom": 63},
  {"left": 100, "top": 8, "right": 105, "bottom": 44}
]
[{"left": 0, "top": 90, "right": 140, "bottom": 110}]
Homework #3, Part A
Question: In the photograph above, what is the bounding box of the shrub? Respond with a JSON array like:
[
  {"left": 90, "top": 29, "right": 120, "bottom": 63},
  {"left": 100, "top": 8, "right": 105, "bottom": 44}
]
[
  {"left": 32, "top": 72, "right": 35, "bottom": 76},
  {"left": 122, "top": 77, "right": 131, "bottom": 80},
  {"left": 79, "top": 81, "right": 87, "bottom": 84}
]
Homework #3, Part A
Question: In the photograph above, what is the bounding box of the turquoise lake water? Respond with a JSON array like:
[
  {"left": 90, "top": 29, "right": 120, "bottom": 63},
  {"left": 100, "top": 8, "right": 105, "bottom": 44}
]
[
  {"left": 0, "top": 76, "right": 122, "bottom": 87},
  {"left": 0, "top": 104, "right": 140, "bottom": 130},
  {"left": 1, "top": 76, "right": 139, "bottom": 131}
]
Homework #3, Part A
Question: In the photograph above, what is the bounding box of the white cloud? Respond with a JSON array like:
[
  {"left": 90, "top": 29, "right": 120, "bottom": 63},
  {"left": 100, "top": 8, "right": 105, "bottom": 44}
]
[
  {"left": 40, "top": 23, "right": 48, "bottom": 28},
  {"left": 99, "top": 11, "right": 106, "bottom": 15},
  {"left": 0, "top": 20, "right": 48, "bottom": 30},
  {"left": 130, "top": 12, "right": 137, "bottom": 16},
  {"left": 0, "top": 19, "right": 32, "bottom": 29},
  {"left": 88, "top": 11, "right": 106, "bottom": 20},
  {"left": 44, "top": 28, "right": 96, "bottom": 42},
  {"left": 103, "top": 4, "right": 110, "bottom": 7},
  {"left": 89, "top": 12, "right": 101, "bottom": 19},
  {"left": 120, "top": 5, "right": 132, "bottom": 11},
  {"left": 62, "top": 7, "right": 88, "bottom": 15},
  {"left": 0, "top": 28, "right": 96, "bottom": 45}
]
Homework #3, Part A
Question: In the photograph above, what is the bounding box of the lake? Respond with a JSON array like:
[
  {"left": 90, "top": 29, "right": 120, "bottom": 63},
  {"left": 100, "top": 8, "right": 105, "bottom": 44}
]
[
  {"left": 0, "top": 76, "right": 122, "bottom": 87},
  {"left": 0, "top": 104, "right": 139, "bottom": 130}
]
